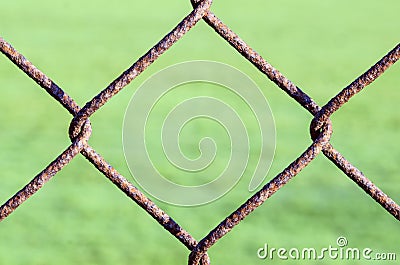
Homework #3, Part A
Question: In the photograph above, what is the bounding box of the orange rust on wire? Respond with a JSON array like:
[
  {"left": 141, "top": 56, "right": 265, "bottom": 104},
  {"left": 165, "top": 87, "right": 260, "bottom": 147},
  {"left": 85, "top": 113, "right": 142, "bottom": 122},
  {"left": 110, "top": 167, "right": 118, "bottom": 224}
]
[
  {"left": 0, "top": 37, "right": 80, "bottom": 116},
  {"left": 322, "top": 144, "right": 400, "bottom": 219},
  {"left": 0, "top": 120, "right": 92, "bottom": 221},
  {"left": 308, "top": 43, "right": 400, "bottom": 220},
  {"left": 69, "top": 0, "right": 213, "bottom": 140},
  {"left": 311, "top": 43, "right": 400, "bottom": 133},
  {"left": 182, "top": 9, "right": 399, "bottom": 263},
  {"left": 0, "top": 35, "right": 202, "bottom": 254},
  {"left": 0, "top": 1, "right": 399, "bottom": 265},
  {"left": 200, "top": 12, "right": 321, "bottom": 115},
  {"left": 81, "top": 145, "right": 202, "bottom": 251},
  {"left": 188, "top": 120, "right": 333, "bottom": 265}
]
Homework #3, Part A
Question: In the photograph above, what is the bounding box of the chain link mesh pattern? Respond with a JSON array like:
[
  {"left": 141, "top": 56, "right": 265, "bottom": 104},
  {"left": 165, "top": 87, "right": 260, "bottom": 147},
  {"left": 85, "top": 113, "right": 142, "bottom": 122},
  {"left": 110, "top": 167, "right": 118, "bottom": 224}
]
[{"left": 1, "top": 1, "right": 399, "bottom": 264}]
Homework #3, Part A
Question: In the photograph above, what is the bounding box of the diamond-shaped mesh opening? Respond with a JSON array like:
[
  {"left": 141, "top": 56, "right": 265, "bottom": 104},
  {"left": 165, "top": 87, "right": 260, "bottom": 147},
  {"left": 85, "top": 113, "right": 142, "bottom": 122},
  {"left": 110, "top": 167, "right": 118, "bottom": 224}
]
[{"left": 0, "top": 1, "right": 399, "bottom": 264}]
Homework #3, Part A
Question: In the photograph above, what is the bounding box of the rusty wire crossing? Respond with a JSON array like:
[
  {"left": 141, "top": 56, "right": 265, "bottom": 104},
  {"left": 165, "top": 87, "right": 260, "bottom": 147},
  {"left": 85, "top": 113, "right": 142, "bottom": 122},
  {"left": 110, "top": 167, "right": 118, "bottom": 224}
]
[{"left": 0, "top": 0, "right": 399, "bottom": 264}]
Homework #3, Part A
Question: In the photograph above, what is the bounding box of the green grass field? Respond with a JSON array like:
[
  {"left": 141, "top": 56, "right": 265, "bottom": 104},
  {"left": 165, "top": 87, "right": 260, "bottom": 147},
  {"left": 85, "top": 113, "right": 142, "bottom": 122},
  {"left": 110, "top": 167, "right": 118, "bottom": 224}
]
[{"left": 0, "top": 1, "right": 399, "bottom": 264}]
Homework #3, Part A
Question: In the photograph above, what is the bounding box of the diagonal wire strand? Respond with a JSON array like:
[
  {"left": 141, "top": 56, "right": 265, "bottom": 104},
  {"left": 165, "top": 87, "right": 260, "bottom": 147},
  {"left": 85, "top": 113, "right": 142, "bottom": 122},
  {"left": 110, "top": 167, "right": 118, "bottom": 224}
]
[
  {"left": 0, "top": 121, "right": 92, "bottom": 221},
  {"left": 188, "top": 121, "right": 333, "bottom": 265},
  {"left": 198, "top": 11, "right": 400, "bottom": 220},
  {"left": 0, "top": 36, "right": 203, "bottom": 256},
  {"left": 0, "top": 37, "right": 80, "bottom": 115},
  {"left": 0, "top": 1, "right": 399, "bottom": 264},
  {"left": 69, "top": 0, "right": 213, "bottom": 139}
]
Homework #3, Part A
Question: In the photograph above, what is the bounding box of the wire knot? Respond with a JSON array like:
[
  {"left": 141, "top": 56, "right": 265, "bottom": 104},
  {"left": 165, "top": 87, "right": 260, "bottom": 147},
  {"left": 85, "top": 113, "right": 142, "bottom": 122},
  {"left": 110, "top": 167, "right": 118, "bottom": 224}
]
[
  {"left": 189, "top": 250, "right": 211, "bottom": 265},
  {"left": 309, "top": 114, "right": 333, "bottom": 145},
  {"left": 190, "top": 0, "right": 213, "bottom": 11},
  {"left": 69, "top": 117, "right": 92, "bottom": 145}
]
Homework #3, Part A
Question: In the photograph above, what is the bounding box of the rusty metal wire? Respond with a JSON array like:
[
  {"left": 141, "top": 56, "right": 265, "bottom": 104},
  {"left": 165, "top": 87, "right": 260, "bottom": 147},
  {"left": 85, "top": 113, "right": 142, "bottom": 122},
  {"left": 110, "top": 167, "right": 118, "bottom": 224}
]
[{"left": 0, "top": 0, "right": 399, "bottom": 264}]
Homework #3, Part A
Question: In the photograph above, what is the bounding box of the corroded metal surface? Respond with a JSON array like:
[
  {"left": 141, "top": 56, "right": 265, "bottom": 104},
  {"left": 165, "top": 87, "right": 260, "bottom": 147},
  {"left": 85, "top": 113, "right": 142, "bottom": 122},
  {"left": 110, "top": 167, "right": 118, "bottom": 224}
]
[{"left": 0, "top": 1, "right": 398, "bottom": 264}]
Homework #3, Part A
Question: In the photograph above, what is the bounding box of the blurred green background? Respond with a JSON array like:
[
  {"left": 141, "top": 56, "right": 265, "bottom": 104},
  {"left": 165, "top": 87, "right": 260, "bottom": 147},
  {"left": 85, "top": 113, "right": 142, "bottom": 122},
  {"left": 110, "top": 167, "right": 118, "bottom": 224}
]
[{"left": 0, "top": 0, "right": 399, "bottom": 264}]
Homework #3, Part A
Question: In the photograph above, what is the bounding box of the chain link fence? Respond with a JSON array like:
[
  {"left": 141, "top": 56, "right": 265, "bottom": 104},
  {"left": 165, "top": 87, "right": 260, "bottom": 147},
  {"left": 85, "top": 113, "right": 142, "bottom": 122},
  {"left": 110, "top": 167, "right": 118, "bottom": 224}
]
[{"left": 1, "top": 0, "right": 399, "bottom": 264}]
